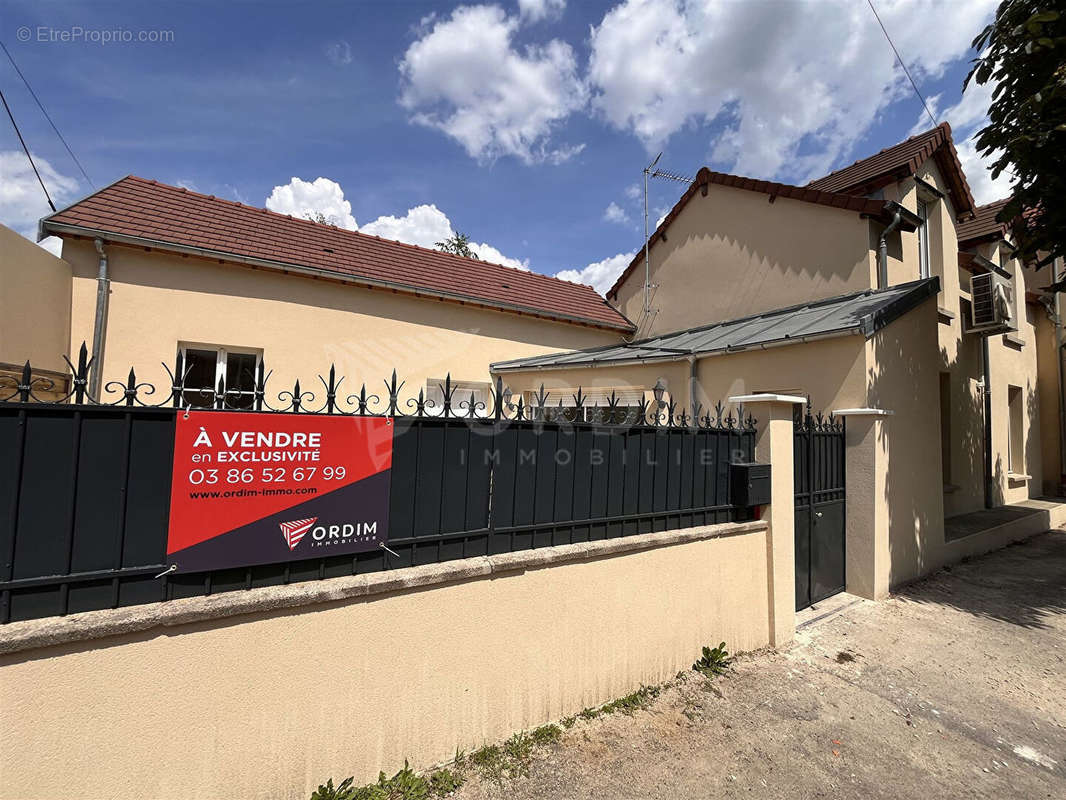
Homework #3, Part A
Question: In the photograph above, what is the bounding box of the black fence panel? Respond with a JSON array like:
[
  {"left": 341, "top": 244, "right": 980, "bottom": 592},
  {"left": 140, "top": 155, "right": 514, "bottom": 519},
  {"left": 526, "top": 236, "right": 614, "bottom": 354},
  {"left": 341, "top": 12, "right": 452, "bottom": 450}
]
[
  {"left": 794, "top": 408, "right": 846, "bottom": 612},
  {"left": 1, "top": 352, "right": 759, "bottom": 623}
]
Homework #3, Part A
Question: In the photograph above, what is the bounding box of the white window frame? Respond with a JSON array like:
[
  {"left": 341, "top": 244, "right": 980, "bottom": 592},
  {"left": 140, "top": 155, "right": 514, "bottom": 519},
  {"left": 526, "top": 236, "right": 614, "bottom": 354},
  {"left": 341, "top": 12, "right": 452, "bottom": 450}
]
[
  {"left": 526, "top": 387, "right": 647, "bottom": 424},
  {"left": 425, "top": 378, "right": 492, "bottom": 416},
  {"left": 178, "top": 342, "right": 262, "bottom": 407},
  {"left": 916, "top": 199, "right": 931, "bottom": 279},
  {"left": 1007, "top": 384, "right": 1024, "bottom": 475}
]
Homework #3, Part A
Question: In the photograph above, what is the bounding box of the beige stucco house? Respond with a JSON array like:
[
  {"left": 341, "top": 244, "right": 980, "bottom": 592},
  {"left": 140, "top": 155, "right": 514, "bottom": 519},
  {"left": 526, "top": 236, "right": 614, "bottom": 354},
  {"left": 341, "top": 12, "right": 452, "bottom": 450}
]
[
  {"left": 493, "top": 123, "right": 1065, "bottom": 600},
  {"left": 17, "top": 177, "right": 631, "bottom": 409}
]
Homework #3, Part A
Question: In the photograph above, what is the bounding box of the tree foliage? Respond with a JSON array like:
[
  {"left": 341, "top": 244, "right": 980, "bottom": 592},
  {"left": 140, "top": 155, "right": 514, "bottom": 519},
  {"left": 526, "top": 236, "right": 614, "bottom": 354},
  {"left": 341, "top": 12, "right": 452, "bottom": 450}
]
[
  {"left": 434, "top": 232, "right": 479, "bottom": 259},
  {"left": 967, "top": 2, "right": 1065, "bottom": 268}
]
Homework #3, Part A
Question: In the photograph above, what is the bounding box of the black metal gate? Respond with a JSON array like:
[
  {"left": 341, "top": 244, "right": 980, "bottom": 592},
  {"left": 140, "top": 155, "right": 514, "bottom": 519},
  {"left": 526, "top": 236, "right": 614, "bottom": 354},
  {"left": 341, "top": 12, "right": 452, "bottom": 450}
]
[{"left": 794, "top": 409, "right": 846, "bottom": 611}]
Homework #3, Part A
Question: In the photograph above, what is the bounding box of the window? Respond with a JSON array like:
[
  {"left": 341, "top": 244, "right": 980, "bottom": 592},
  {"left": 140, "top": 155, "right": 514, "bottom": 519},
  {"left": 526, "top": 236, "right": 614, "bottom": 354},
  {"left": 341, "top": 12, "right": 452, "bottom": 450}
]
[
  {"left": 425, "top": 378, "right": 491, "bottom": 415},
  {"left": 917, "top": 199, "right": 931, "bottom": 279},
  {"left": 528, "top": 387, "right": 646, "bottom": 424},
  {"left": 1008, "top": 384, "right": 1024, "bottom": 475},
  {"left": 179, "top": 343, "right": 261, "bottom": 408},
  {"left": 939, "top": 373, "right": 952, "bottom": 484}
]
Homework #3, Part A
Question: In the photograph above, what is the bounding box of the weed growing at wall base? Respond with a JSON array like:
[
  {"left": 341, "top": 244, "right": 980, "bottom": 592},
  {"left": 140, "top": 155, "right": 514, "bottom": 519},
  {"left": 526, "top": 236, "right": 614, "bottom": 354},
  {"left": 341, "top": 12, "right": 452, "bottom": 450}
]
[{"left": 310, "top": 760, "right": 462, "bottom": 800}]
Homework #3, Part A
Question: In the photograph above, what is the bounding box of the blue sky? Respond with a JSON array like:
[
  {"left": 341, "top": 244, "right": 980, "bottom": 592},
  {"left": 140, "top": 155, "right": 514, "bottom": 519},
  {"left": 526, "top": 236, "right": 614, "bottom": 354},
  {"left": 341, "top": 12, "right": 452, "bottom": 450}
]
[{"left": 0, "top": 0, "right": 1006, "bottom": 292}]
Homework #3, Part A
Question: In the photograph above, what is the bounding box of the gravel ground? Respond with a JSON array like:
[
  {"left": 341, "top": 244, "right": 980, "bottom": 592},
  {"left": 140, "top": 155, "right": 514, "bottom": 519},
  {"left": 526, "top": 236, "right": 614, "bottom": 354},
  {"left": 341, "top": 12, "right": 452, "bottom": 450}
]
[{"left": 456, "top": 530, "right": 1066, "bottom": 800}]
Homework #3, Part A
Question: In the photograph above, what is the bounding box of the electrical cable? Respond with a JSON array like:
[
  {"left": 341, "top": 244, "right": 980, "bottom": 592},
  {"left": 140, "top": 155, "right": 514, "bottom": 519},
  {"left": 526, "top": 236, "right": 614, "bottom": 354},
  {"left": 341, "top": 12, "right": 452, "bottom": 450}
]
[
  {"left": 867, "top": 0, "right": 938, "bottom": 129},
  {"left": 0, "top": 84, "right": 55, "bottom": 211},
  {"left": 0, "top": 39, "right": 93, "bottom": 187}
]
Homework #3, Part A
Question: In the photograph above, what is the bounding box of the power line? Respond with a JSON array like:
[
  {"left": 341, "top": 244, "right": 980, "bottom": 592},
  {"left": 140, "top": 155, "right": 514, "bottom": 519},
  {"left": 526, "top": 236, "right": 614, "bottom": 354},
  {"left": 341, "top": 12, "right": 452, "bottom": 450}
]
[
  {"left": 0, "top": 39, "right": 93, "bottom": 187},
  {"left": 0, "top": 85, "right": 55, "bottom": 211},
  {"left": 866, "top": 0, "right": 938, "bottom": 129}
]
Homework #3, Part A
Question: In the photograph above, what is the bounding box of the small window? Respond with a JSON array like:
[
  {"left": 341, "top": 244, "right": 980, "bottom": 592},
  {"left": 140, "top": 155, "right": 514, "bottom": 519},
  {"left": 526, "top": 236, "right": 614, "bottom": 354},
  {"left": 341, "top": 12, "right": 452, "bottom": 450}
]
[
  {"left": 1008, "top": 385, "right": 1024, "bottom": 474},
  {"left": 528, "top": 387, "right": 645, "bottom": 424},
  {"left": 917, "top": 200, "right": 931, "bottom": 279},
  {"left": 179, "top": 343, "right": 261, "bottom": 409},
  {"left": 426, "top": 378, "right": 491, "bottom": 415}
]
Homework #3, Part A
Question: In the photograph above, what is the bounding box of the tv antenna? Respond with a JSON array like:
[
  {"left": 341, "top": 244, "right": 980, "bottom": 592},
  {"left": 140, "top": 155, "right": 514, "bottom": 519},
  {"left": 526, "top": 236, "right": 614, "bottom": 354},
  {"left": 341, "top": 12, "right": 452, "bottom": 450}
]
[{"left": 641, "top": 153, "right": 696, "bottom": 316}]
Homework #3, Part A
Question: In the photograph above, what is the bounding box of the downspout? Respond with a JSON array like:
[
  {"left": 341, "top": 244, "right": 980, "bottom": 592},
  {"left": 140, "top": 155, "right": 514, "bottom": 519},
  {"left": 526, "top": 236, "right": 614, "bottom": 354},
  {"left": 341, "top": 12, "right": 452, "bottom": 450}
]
[
  {"left": 1055, "top": 257, "right": 1066, "bottom": 489},
  {"left": 89, "top": 238, "right": 110, "bottom": 400},
  {"left": 982, "top": 336, "right": 994, "bottom": 508},
  {"left": 877, "top": 209, "right": 903, "bottom": 289},
  {"left": 688, "top": 356, "right": 698, "bottom": 421}
]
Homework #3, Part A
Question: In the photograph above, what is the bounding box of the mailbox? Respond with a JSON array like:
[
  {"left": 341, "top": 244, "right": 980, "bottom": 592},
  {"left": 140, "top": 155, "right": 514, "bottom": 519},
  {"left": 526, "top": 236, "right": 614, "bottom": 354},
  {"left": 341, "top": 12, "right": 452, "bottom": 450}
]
[{"left": 730, "top": 462, "right": 771, "bottom": 507}]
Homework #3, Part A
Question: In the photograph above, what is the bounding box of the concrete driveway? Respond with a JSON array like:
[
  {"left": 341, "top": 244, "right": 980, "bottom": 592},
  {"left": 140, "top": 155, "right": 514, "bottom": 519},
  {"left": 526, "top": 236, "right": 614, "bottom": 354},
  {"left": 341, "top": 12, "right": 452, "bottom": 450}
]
[{"left": 458, "top": 530, "right": 1066, "bottom": 799}]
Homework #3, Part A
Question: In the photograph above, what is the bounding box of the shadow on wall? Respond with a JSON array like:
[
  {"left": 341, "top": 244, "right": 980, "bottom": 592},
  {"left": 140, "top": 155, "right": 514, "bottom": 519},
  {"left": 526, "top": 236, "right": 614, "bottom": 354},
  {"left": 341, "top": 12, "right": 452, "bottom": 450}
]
[
  {"left": 900, "top": 531, "right": 1066, "bottom": 629},
  {"left": 865, "top": 311, "right": 945, "bottom": 588}
]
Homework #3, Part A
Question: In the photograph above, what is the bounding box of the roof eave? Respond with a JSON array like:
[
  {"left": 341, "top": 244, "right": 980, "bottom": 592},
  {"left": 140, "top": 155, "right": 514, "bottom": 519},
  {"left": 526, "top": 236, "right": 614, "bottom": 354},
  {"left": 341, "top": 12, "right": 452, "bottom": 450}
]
[
  {"left": 491, "top": 327, "right": 863, "bottom": 373},
  {"left": 43, "top": 222, "right": 637, "bottom": 334}
]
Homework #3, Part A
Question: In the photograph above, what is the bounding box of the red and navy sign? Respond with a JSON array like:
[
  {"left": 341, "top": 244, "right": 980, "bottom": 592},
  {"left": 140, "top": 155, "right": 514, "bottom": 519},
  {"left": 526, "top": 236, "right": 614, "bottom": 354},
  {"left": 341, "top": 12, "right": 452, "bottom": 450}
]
[{"left": 166, "top": 412, "right": 393, "bottom": 573}]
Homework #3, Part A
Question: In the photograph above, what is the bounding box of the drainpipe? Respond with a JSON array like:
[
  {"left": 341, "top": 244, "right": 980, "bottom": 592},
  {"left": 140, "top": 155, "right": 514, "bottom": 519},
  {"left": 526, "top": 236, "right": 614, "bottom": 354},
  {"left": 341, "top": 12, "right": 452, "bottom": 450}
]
[
  {"left": 877, "top": 209, "right": 903, "bottom": 288},
  {"left": 89, "top": 238, "right": 110, "bottom": 400},
  {"left": 982, "top": 336, "right": 994, "bottom": 509},
  {"left": 687, "top": 356, "right": 698, "bottom": 420},
  {"left": 1054, "top": 258, "right": 1066, "bottom": 489}
]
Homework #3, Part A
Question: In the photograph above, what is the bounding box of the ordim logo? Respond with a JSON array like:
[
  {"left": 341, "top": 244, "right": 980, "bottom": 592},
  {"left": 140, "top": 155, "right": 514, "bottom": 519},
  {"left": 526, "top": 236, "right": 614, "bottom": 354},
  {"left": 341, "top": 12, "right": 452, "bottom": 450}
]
[{"left": 279, "top": 517, "right": 317, "bottom": 550}]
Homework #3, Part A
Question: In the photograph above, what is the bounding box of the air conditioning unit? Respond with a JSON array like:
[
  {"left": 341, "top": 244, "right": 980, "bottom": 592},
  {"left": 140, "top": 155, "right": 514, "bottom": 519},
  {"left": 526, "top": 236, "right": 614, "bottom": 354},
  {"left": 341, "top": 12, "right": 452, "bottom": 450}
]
[{"left": 969, "top": 272, "right": 1016, "bottom": 333}]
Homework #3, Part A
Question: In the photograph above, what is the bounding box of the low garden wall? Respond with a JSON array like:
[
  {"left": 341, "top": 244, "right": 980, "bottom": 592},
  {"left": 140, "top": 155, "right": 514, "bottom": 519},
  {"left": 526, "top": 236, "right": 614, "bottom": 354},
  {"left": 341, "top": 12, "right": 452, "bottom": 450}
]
[{"left": 0, "top": 519, "right": 770, "bottom": 800}]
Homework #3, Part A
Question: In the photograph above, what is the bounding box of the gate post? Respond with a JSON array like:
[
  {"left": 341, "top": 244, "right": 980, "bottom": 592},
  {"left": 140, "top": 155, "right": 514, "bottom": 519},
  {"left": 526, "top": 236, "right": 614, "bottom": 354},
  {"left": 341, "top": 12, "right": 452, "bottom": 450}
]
[
  {"left": 833, "top": 408, "right": 893, "bottom": 600},
  {"left": 730, "top": 393, "right": 804, "bottom": 647}
]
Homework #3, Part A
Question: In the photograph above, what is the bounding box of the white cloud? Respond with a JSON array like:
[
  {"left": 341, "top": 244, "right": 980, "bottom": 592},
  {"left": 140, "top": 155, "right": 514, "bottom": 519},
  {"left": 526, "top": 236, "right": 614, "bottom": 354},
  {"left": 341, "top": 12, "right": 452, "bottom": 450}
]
[
  {"left": 265, "top": 177, "right": 358, "bottom": 229},
  {"left": 555, "top": 250, "right": 636, "bottom": 295},
  {"left": 265, "top": 178, "right": 528, "bottom": 268},
  {"left": 0, "top": 150, "right": 79, "bottom": 255},
  {"left": 603, "top": 201, "right": 630, "bottom": 224},
  {"left": 398, "top": 4, "right": 587, "bottom": 164},
  {"left": 587, "top": 0, "right": 998, "bottom": 182},
  {"left": 518, "top": 0, "right": 566, "bottom": 23},
  {"left": 910, "top": 80, "right": 1012, "bottom": 206},
  {"left": 325, "top": 41, "right": 353, "bottom": 66}
]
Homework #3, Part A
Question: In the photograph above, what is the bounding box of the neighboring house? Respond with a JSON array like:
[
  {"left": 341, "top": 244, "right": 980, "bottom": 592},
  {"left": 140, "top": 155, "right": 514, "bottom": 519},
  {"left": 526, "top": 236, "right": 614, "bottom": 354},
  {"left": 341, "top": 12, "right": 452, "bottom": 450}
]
[
  {"left": 493, "top": 123, "right": 1063, "bottom": 601},
  {"left": 27, "top": 177, "right": 631, "bottom": 409},
  {"left": 0, "top": 224, "right": 71, "bottom": 400}
]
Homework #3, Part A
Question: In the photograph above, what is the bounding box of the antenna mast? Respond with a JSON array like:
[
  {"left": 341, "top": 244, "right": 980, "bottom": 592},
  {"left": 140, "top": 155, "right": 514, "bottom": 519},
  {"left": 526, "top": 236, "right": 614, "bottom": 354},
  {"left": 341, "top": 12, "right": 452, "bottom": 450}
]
[
  {"left": 641, "top": 157, "right": 697, "bottom": 318},
  {"left": 642, "top": 153, "right": 661, "bottom": 316}
]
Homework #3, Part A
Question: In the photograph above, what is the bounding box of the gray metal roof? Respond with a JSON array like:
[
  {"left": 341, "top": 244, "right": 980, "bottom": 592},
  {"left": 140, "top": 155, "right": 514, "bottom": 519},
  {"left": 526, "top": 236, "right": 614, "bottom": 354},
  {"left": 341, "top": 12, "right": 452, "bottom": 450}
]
[{"left": 492, "top": 278, "right": 940, "bottom": 372}]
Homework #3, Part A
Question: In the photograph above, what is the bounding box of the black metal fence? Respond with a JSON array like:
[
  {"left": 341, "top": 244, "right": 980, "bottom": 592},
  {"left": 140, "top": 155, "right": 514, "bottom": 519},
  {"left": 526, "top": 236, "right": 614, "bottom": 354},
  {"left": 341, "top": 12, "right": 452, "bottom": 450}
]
[
  {"left": 1, "top": 346, "right": 757, "bottom": 623},
  {"left": 793, "top": 408, "right": 846, "bottom": 611}
]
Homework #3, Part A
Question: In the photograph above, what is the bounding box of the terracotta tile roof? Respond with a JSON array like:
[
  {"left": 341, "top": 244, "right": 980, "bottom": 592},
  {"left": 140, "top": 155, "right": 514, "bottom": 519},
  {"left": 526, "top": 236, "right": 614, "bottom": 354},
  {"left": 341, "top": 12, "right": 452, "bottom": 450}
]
[
  {"left": 807, "top": 122, "right": 976, "bottom": 219},
  {"left": 956, "top": 198, "right": 1012, "bottom": 245},
  {"left": 606, "top": 166, "right": 907, "bottom": 299},
  {"left": 42, "top": 176, "right": 634, "bottom": 332}
]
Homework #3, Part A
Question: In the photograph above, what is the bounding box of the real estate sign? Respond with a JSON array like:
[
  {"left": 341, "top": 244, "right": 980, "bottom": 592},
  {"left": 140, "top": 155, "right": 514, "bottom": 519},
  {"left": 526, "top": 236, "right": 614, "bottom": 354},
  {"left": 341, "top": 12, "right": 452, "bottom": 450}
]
[{"left": 165, "top": 412, "right": 393, "bottom": 573}]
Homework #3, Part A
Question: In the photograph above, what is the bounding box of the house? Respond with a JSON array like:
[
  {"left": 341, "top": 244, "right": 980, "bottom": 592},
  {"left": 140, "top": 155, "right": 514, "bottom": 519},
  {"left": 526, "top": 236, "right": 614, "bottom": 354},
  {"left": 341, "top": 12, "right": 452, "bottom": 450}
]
[
  {"left": 492, "top": 123, "right": 1065, "bottom": 602},
  {"left": 24, "top": 176, "right": 631, "bottom": 409}
]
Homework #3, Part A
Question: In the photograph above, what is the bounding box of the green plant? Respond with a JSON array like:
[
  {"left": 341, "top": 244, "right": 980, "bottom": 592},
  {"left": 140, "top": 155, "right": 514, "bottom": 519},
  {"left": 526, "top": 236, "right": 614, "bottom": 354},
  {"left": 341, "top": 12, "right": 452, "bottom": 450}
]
[
  {"left": 427, "top": 767, "right": 463, "bottom": 796},
  {"left": 311, "top": 777, "right": 357, "bottom": 800},
  {"left": 600, "top": 685, "right": 660, "bottom": 715},
  {"left": 469, "top": 743, "right": 505, "bottom": 782},
  {"left": 693, "top": 642, "right": 732, "bottom": 677},
  {"left": 531, "top": 723, "right": 562, "bottom": 746},
  {"left": 560, "top": 715, "right": 577, "bottom": 729}
]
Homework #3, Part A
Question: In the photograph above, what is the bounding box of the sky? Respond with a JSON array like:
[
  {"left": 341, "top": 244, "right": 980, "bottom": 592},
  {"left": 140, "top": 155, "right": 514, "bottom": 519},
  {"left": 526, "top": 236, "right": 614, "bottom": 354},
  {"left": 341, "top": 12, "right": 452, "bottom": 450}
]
[{"left": 0, "top": 0, "right": 1010, "bottom": 294}]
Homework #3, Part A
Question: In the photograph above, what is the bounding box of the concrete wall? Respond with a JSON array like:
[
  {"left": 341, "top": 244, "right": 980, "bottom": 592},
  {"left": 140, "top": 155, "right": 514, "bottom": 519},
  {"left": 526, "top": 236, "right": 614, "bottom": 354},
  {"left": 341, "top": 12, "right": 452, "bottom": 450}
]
[
  {"left": 0, "top": 522, "right": 771, "bottom": 800},
  {"left": 61, "top": 239, "right": 620, "bottom": 403},
  {"left": 611, "top": 184, "right": 877, "bottom": 338},
  {"left": 865, "top": 301, "right": 947, "bottom": 592},
  {"left": 0, "top": 225, "right": 71, "bottom": 375}
]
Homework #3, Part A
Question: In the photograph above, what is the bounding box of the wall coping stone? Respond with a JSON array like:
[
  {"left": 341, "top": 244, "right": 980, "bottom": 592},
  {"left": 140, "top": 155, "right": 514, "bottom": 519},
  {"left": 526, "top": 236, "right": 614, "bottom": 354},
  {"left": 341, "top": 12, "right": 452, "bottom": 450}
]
[{"left": 0, "top": 519, "right": 767, "bottom": 657}]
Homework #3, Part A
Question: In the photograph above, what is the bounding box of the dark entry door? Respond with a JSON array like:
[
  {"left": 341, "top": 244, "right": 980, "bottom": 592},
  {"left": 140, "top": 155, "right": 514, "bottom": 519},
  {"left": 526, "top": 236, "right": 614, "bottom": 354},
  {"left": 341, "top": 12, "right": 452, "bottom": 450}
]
[{"left": 794, "top": 411, "right": 846, "bottom": 611}]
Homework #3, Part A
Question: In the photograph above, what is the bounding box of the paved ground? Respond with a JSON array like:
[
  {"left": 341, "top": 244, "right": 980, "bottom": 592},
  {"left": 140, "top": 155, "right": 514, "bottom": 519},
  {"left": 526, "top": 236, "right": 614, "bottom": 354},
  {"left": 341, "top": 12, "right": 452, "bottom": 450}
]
[{"left": 457, "top": 530, "right": 1066, "bottom": 800}]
